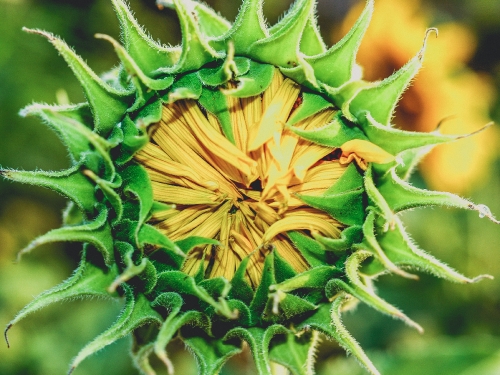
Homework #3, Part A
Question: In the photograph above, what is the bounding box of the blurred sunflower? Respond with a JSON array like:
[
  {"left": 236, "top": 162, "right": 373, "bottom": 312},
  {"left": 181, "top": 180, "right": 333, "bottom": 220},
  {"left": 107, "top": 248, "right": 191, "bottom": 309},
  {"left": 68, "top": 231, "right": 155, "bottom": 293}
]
[{"left": 339, "top": 0, "right": 498, "bottom": 194}]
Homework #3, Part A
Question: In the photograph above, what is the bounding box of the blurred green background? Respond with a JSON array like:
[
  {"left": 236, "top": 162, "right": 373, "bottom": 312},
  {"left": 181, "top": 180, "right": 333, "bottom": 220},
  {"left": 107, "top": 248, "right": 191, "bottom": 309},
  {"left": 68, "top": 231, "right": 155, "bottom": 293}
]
[{"left": 0, "top": 0, "right": 499, "bottom": 374}]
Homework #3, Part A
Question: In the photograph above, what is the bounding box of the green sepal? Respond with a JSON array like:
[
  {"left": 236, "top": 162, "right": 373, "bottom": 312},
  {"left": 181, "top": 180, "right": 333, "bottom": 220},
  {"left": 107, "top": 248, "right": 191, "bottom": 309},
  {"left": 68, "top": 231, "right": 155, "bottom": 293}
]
[
  {"left": 117, "top": 115, "right": 149, "bottom": 165},
  {"left": 360, "top": 210, "right": 417, "bottom": 279},
  {"left": 249, "top": 252, "right": 276, "bottom": 324},
  {"left": 1, "top": 164, "right": 95, "bottom": 214},
  {"left": 183, "top": 334, "right": 242, "bottom": 375},
  {"left": 296, "top": 298, "right": 380, "bottom": 375},
  {"left": 62, "top": 201, "right": 85, "bottom": 226},
  {"left": 358, "top": 112, "right": 456, "bottom": 156},
  {"left": 176, "top": 236, "right": 220, "bottom": 254},
  {"left": 364, "top": 214, "right": 492, "bottom": 284},
  {"left": 297, "top": 188, "right": 365, "bottom": 226},
  {"left": 394, "top": 145, "right": 433, "bottom": 181},
  {"left": 298, "top": 163, "right": 365, "bottom": 226},
  {"left": 327, "top": 250, "right": 423, "bottom": 332},
  {"left": 289, "top": 112, "right": 367, "bottom": 147},
  {"left": 96, "top": 33, "right": 175, "bottom": 91},
  {"left": 135, "top": 98, "right": 163, "bottom": 128},
  {"left": 111, "top": 0, "right": 180, "bottom": 76},
  {"left": 20, "top": 103, "right": 95, "bottom": 162},
  {"left": 213, "top": 0, "right": 267, "bottom": 55},
  {"left": 155, "top": 271, "right": 237, "bottom": 319},
  {"left": 375, "top": 165, "right": 477, "bottom": 214},
  {"left": 23, "top": 28, "right": 133, "bottom": 137},
  {"left": 109, "top": 241, "right": 157, "bottom": 294},
  {"left": 346, "top": 52, "right": 421, "bottom": 126},
  {"left": 199, "top": 87, "right": 235, "bottom": 144},
  {"left": 198, "top": 56, "right": 251, "bottom": 87},
  {"left": 229, "top": 257, "right": 255, "bottom": 305},
  {"left": 313, "top": 225, "right": 363, "bottom": 255},
  {"left": 268, "top": 330, "right": 319, "bottom": 375},
  {"left": 138, "top": 223, "right": 185, "bottom": 258},
  {"left": 271, "top": 265, "right": 338, "bottom": 293},
  {"left": 120, "top": 163, "right": 153, "bottom": 225},
  {"left": 152, "top": 292, "right": 211, "bottom": 373},
  {"left": 164, "top": 72, "right": 203, "bottom": 103},
  {"left": 16, "top": 207, "right": 114, "bottom": 265},
  {"left": 156, "top": 0, "right": 222, "bottom": 74},
  {"left": 264, "top": 292, "right": 317, "bottom": 322},
  {"left": 304, "top": 0, "right": 373, "bottom": 89},
  {"left": 225, "top": 326, "right": 287, "bottom": 375},
  {"left": 68, "top": 286, "right": 162, "bottom": 374},
  {"left": 189, "top": 0, "right": 231, "bottom": 38},
  {"left": 299, "top": 14, "right": 326, "bottom": 56},
  {"left": 287, "top": 91, "right": 333, "bottom": 126},
  {"left": 4, "top": 253, "right": 118, "bottom": 348},
  {"left": 131, "top": 341, "right": 155, "bottom": 375},
  {"left": 83, "top": 169, "right": 123, "bottom": 223},
  {"left": 250, "top": 0, "right": 314, "bottom": 69},
  {"left": 273, "top": 249, "right": 298, "bottom": 283},
  {"left": 223, "top": 60, "right": 275, "bottom": 98},
  {"left": 288, "top": 231, "right": 327, "bottom": 267}
]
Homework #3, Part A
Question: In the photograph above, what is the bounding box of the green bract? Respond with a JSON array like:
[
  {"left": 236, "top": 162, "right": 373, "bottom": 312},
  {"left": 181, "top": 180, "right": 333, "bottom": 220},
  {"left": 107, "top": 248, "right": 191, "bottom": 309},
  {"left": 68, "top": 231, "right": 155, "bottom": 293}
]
[{"left": 3, "top": 1, "right": 497, "bottom": 374}]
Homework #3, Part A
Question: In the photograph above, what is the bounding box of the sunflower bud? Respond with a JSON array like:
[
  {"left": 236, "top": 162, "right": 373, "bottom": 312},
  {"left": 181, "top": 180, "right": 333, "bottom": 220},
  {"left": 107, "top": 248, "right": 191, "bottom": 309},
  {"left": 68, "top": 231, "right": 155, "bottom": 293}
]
[{"left": 3, "top": 1, "right": 497, "bottom": 374}]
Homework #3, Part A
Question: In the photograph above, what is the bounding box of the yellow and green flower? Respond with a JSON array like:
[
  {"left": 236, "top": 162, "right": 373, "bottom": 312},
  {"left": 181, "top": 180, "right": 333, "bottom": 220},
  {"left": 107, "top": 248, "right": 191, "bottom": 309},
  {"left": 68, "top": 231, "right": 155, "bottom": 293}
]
[{"left": 3, "top": 0, "right": 497, "bottom": 374}]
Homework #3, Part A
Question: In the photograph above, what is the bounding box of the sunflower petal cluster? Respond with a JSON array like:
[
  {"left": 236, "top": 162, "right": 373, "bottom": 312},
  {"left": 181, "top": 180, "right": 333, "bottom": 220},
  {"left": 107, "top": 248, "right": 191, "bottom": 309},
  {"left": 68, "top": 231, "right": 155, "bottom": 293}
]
[{"left": 2, "top": 1, "right": 497, "bottom": 374}]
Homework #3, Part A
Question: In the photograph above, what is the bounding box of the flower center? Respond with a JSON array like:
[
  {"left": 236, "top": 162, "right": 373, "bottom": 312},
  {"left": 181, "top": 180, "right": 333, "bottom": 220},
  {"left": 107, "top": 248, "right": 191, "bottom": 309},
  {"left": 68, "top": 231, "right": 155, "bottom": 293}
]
[{"left": 135, "top": 70, "right": 347, "bottom": 287}]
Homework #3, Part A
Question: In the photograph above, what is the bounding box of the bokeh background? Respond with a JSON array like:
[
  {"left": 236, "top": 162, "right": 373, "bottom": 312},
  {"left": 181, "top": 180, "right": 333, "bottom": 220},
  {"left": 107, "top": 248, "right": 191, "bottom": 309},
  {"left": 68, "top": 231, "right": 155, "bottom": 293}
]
[{"left": 1, "top": 0, "right": 499, "bottom": 374}]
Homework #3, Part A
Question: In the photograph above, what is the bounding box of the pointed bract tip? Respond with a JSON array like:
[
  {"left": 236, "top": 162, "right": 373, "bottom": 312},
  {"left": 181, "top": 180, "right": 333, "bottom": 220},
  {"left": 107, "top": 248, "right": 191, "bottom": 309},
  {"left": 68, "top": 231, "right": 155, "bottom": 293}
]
[
  {"left": 455, "top": 121, "right": 495, "bottom": 140},
  {"left": 22, "top": 27, "right": 55, "bottom": 42},
  {"left": 418, "top": 27, "right": 438, "bottom": 61},
  {"left": 469, "top": 274, "right": 494, "bottom": 283},
  {"left": 4, "top": 324, "right": 12, "bottom": 348},
  {"left": 67, "top": 366, "right": 76, "bottom": 375},
  {"left": 473, "top": 203, "right": 500, "bottom": 224}
]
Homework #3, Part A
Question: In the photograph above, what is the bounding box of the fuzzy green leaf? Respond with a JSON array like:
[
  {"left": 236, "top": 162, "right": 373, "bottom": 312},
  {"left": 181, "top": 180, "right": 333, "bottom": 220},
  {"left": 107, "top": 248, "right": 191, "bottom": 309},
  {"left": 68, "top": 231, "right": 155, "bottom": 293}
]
[
  {"left": 250, "top": 0, "right": 314, "bottom": 68},
  {"left": 138, "top": 223, "right": 185, "bottom": 258},
  {"left": 313, "top": 225, "right": 363, "bottom": 255},
  {"left": 112, "top": 0, "right": 180, "bottom": 75},
  {"left": 17, "top": 207, "right": 114, "bottom": 264},
  {"left": 305, "top": 0, "right": 373, "bottom": 88},
  {"left": 347, "top": 54, "right": 420, "bottom": 126},
  {"left": 69, "top": 286, "right": 162, "bottom": 374},
  {"left": 288, "top": 231, "right": 328, "bottom": 267},
  {"left": 199, "top": 87, "right": 235, "bottom": 144},
  {"left": 296, "top": 299, "right": 380, "bottom": 375},
  {"left": 287, "top": 91, "right": 333, "bottom": 126},
  {"left": 215, "top": 0, "right": 267, "bottom": 55},
  {"left": 155, "top": 271, "right": 237, "bottom": 319},
  {"left": 269, "top": 330, "right": 318, "bottom": 375},
  {"left": 24, "top": 28, "right": 132, "bottom": 136},
  {"left": 225, "top": 326, "right": 287, "bottom": 375},
  {"left": 289, "top": 112, "right": 367, "bottom": 147},
  {"left": 157, "top": 0, "right": 222, "bottom": 74},
  {"left": 184, "top": 334, "right": 242, "bottom": 375},
  {"left": 165, "top": 72, "right": 203, "bottom": 103},
  {"left": 298, "top": 188, "right": 365, "bottom": 226},
  {"left": 121, "top": 163, "right": 153, "bottom": 225},
  {"left": 366, "top": 215, "right": 493, "bottom": 284},
  {"left": 222, "top": 60, "right": 275, "bottom": 98},
  {"left": 20, "top": 103, "right": 96, "bottom": 162},
  {"left": 1, "top": 164, "right": 95, "bottom": 213},
  {"left": 96, "top": 33, "right": 174, "bottom": 91},
  {"left": 5, "top": 254, "right": 118, "bottom": 348},
  {"left": 328, "top": 250, "right": 423, "bottom": 332}
]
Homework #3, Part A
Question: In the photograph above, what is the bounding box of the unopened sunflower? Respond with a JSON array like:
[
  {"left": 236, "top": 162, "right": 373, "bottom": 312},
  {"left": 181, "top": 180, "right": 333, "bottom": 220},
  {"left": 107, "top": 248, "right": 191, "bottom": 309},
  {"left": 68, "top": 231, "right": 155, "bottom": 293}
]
[{"left": 3, "top": 1, "right": 498, "bottom": 374}]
